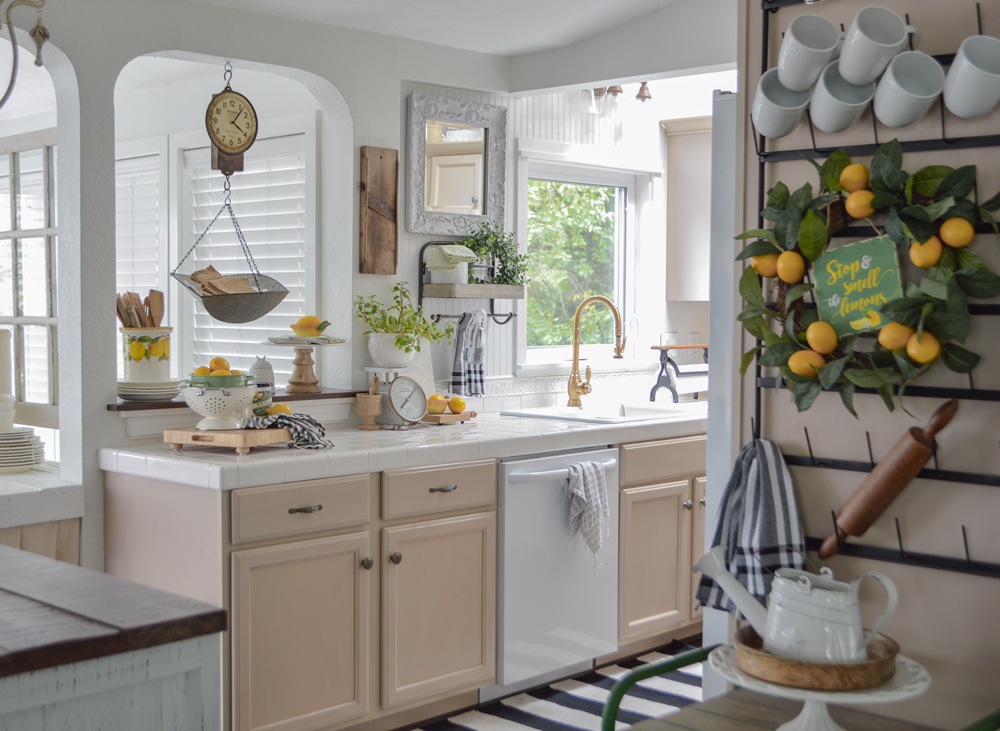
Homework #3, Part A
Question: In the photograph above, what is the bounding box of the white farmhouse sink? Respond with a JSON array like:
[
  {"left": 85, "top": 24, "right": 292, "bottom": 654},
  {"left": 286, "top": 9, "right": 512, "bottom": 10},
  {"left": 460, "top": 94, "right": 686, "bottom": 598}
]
[{"left": 500, "top": 402, "right": 687, "bottom": 423}]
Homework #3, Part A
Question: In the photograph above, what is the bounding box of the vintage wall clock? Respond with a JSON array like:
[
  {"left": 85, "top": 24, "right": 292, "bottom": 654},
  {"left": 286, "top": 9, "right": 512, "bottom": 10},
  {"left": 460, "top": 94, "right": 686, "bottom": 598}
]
[{"left": 206, "top": 64, "right": 258, "bottom": 174}]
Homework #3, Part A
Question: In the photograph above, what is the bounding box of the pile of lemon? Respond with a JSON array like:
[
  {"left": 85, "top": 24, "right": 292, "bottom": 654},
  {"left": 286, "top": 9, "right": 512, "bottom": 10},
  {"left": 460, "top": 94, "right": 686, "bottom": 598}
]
[
  {"left": 193, "top": 357, "right": 243, "bottom": 377},
  {"left": 427, "top": 394, "right": 466, "bottom": 415}
]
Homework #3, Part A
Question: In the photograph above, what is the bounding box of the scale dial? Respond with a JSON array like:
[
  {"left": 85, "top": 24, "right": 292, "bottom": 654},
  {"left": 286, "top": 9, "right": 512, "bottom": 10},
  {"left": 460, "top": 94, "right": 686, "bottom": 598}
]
[
  {"left": 386, "top": 376, "right": 427, "bottom": 424},
  {"left": 206, "top": 88, "right": 258, "bottom": 155}
]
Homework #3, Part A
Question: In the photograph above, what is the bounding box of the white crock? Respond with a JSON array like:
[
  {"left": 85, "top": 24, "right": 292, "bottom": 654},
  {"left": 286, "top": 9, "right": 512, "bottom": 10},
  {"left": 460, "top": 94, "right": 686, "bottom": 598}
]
[{"left": 367, "top": 333, "right": 415, "bottom": 368}]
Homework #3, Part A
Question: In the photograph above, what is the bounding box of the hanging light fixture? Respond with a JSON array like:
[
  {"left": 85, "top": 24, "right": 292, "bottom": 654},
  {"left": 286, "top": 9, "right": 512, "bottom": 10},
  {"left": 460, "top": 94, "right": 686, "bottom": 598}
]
[
  {"left": 636, "top": 82, "right": 652, "bottom": 103},
  {"left": 601, "top": 85, "right": 622, "bottom": 119}
]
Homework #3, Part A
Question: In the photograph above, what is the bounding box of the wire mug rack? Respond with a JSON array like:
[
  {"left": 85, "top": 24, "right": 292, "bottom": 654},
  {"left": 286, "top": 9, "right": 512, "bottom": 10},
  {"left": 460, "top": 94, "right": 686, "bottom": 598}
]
[{"left": 171, "top": 176, "right": 288, "bottom": 324}]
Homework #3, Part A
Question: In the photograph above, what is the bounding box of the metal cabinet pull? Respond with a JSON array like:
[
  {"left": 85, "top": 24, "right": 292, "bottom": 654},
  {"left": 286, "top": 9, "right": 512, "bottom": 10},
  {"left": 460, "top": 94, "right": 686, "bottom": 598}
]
[
  {"left": 389, "top": 552, "right": 403, "bottom": 565},
  {"left": 683, "top": 500, "right": 694, "bottom": 510},
  {"left": 288, "top": 505, "right": 323, "bottom": 514},
  {"left": 429, "top": 485, "right": 458, "bottom": 493},
  {"left": 699, "top": 497, "right": 706, "bottom": 506},
  {"left": 361, "top": 557, "right": 374, "bottom": 570}
]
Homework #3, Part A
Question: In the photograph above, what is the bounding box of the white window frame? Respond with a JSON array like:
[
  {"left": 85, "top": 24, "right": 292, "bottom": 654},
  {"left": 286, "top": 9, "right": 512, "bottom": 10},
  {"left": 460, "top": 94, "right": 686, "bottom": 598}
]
[
  {"left": 168, "top": 112, "right": 318, "bottom": 379},
  {"left": 0, "top": 128, "right": 59, "bottom": 428},
  {"left": 514, "top": 139, "right": 659, "bottom": 377}
]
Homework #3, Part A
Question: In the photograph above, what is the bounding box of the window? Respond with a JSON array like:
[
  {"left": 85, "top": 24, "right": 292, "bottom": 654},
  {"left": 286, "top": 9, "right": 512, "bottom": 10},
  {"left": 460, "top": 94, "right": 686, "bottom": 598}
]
[
  {"left": 0, "top": 129, "right": 59, "bottom": 435},
  {"left": 517, "top": 159, "right": 637, "bottom": 372},
  {"left": 115, "top": 114, "right": 316, "bottom": 387}
]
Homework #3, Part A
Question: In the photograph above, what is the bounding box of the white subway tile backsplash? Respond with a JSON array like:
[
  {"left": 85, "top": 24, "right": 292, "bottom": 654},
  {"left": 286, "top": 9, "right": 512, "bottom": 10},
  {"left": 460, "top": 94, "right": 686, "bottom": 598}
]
[
  {"left": 484, "top": 396, "right": 503, "bottom": 413},
  {"left": 502, "top": 396, "right": 521, "bottom": 411}
]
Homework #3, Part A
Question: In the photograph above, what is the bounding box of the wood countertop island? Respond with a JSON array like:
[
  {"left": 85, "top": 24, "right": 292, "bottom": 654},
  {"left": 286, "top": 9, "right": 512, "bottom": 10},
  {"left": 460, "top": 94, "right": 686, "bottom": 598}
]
[{"left": 0, "top": 544, "right": 226, "bottom": 730}]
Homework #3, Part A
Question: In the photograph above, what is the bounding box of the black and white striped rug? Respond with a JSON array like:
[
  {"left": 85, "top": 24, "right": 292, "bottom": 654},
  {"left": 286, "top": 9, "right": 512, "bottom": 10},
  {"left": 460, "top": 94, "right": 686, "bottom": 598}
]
[{"left": 417, "top": 640, "right": 702, "bottom": 731}]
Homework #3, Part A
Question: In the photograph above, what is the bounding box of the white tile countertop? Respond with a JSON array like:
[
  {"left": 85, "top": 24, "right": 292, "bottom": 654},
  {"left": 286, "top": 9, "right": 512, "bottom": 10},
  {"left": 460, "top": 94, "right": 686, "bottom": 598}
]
[{"left": 98, "top": 403, "right": 708, "bottom": 491}]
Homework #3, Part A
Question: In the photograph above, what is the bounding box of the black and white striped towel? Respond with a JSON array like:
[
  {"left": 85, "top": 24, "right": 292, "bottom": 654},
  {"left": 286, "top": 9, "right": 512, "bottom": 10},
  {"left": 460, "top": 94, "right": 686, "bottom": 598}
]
[
  {"left": 450, "top": 312, "right": 485, "bottom": 397},
  {"left": 565, "top": 461, "right": 610, "bottom": 570},
  {"left": 695, "top": 439, "right": 805, "bottom": 613},
  {"left": 246, "top": 413, "right": 335, "bottom": 449}
]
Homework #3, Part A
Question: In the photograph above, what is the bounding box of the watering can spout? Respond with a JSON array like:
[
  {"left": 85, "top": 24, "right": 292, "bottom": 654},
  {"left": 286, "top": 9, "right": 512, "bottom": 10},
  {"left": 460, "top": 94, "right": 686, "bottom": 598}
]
[{"left": 692, "top": 546, "right": 768, "bottom": 635}]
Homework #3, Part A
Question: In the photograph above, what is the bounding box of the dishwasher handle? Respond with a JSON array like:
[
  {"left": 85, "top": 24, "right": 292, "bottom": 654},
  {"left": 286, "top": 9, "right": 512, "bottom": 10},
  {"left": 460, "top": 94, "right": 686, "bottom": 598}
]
[{"left": 507, "top": 458, "right": 617, "bottom": 484}]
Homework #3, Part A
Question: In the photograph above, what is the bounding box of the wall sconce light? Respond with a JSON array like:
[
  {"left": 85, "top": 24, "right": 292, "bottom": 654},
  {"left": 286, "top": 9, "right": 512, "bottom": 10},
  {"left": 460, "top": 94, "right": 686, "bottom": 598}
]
[{"left": 636, "top": 82, "right": 652, "bottom": 103}]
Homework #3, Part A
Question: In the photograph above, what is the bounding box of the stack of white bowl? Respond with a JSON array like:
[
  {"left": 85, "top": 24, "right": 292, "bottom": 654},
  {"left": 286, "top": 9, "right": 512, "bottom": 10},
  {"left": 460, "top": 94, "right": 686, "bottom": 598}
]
[{"left": 117, "top": 380, "right": 183, "bottom": 402}]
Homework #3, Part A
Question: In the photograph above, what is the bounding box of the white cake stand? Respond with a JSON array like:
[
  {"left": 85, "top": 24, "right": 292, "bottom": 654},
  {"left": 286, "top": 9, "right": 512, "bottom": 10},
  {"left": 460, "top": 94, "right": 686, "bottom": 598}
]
[{"left": 708, "top": 645, "right": 930, "bottom": 731}]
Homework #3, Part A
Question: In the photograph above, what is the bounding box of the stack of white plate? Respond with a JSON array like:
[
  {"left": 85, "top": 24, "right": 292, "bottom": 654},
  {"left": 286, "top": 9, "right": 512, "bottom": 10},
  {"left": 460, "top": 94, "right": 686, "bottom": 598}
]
[
  {"left": 117, "top": 380, "right": 182, "bottom": 402},
  {"left": 0, "top": 427, "right": 44, "bottom": 473}
]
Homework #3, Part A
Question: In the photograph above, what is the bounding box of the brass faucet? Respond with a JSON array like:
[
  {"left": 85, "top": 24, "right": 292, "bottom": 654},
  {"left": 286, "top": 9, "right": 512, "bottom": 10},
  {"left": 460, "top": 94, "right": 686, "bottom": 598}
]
[{"left": 567, "top": 295, "right": 626, "bottom": 407}]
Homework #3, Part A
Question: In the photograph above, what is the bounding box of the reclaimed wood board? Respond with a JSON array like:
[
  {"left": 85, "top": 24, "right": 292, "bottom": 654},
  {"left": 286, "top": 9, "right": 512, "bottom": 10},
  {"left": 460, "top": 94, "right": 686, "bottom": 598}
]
[
  {"left": 359, "top": 146, "right": 399, "bottom": 274},
  {"left": 164, "top": 427, "right": 292, "bottom": 454},
  {"left": 421, "top": 411, "right": 477, "bottom": 424},
  {"left": 422, "top": 283, "right": 524, "bottom": 300}
]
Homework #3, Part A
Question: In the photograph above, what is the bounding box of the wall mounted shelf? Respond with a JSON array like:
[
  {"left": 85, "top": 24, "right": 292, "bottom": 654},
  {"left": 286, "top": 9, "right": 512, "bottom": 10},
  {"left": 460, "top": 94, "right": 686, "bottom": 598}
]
[{"left": 422, "top": 283, "right": 524, "bottom": 300}]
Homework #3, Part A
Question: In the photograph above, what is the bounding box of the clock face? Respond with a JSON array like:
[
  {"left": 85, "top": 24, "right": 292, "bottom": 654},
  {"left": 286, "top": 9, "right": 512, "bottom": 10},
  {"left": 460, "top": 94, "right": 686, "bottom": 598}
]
[
  {"left": 206, "top": 90, "right": 258, "bottom": 155},
  {"left": 387, "top": 376, "right": 426, "bottom": 423}
]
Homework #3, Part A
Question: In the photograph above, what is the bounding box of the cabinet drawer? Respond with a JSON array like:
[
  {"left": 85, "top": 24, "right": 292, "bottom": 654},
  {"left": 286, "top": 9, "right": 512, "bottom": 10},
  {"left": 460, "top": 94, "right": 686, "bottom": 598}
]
[
  {"left": 619, "top": 435, "right": 706, "bottom": 488},
  {"left": 231, "top": 474, "right": 370, "bottom": 545},
  {"left": 382, "top": 460, "right": 496, "bottom": 521}
]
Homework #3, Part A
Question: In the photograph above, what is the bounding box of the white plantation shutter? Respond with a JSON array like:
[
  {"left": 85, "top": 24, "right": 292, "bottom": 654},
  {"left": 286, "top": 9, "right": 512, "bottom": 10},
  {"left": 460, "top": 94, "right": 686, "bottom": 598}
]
[
  {"left": 115, "top": 153, "right": 165, "bottom": 379},
  {"left": 181, "top": 134, "right": 310, "bottom": 385}
]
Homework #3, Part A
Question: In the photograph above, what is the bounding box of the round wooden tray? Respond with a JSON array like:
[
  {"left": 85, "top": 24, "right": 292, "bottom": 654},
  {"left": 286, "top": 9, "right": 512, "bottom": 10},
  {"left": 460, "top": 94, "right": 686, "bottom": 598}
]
[{"left": 734, "top": 624, "right": 899, "bottom": 691}]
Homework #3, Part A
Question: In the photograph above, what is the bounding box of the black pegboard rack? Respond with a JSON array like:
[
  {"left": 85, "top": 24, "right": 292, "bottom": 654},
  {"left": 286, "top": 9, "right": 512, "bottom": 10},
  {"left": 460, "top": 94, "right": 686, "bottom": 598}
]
[{"left": 750, "top": 0, "right": 1000, "bottom": 579}]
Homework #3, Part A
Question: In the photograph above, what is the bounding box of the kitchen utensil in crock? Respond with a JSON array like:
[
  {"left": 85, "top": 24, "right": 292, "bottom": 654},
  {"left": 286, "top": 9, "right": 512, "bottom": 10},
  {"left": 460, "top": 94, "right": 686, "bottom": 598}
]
[
  {"left": 181, "top": 385, "right": 256, "bottom": 430},
  {"left": 819, "top": 399, "right": 958, "bottom": 559},
  {"left": 693, "top": 545, "right": 898, "bottom": 663}
]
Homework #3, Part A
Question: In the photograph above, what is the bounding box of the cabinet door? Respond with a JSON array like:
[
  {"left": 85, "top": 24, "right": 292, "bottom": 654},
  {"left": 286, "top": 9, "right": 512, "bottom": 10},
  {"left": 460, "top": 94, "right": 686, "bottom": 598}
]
[
  {"left": 382, "top": 512, "right": 495, "bottom": 708},
  {"left": 690, "top": 476, "right": 707, "bottom": 619},
  {"left": 232, "top": 532, "right": 371, "bottom": 731},
  {"left": 426, "top": 153, "right": 484, "bottom": 213},
  {"left": 619, "top": 480, "right": 692, "bottom": 642}
]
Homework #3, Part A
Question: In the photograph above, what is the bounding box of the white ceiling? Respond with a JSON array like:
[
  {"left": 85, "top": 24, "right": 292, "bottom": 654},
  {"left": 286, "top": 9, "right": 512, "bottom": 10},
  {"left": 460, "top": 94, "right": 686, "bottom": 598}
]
[{"left": 191, "top": 0, "right": 683, "bottom": 56}]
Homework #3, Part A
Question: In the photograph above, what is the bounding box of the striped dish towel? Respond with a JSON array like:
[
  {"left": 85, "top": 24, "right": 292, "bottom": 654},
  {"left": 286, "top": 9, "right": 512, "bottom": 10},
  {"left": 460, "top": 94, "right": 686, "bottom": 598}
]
[
  {"left": 246, "top": 413, "right": 335, "bottom": 449},
  {"left": 565, "top": 461, "right": 610, "bottom": 571},
  {"left": 695, "top": 439, "right": 805, "bottom": 612}
]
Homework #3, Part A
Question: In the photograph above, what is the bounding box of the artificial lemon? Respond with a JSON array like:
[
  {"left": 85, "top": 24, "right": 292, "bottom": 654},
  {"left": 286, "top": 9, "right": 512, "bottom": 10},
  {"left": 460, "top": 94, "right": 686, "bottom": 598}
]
[
  {"left": 193, "top": 365, "right": 211, "bottom": 376},
  {"left": 776, "top": 250, "right": 806, "bottom": 284},
  {"left": 210, "top": 369, "right": 231, "bottom": 376},
  {"left": 290, "top": 315, "right": 331, "bottom": 338},
  {"left": 268, "top": 402, "right": 293, "bottom": 415},
  {"left": 228, "top": 370, "right": 242, "bottom": 376},
  {"left": 909, "top": 235, "right": 943, "bottom": 268},
  {"left": 878, "top": 322, "right": 916, "bottom": 350},
  {"left": 788, "top": 349, "right": 826, "bottom": 379},
  {"left": 127, "top": 340, "right": 146, "bottom": 361},
  {"left": 149, "top": 339, "right": 166, "bottom": 358},
  {"left": 906, "top": 331, "right": 941, "bottom": 364},
  {"left": 448, "top": 396, "right": 466, "bottom": 414},
  {"left": 209, "top": 356, "right": 230, "bottom": 372},
  {"left": 845, "top": 189, "right": 876, "bottom": 219},
  {"left": 805, "top": 321, "right": 838, "bottom": 355},
  {"left": 839, "top": 163, "right": 870, "bottom": 193},
  {"left": 750, "top": 253, "right": 779, "bottom": 278},
  {"left": 939, "top": 217, "right": 974, "bottom": 248},
  {"left": 427, "top": 394, "right": 449, "bottom": 414}
]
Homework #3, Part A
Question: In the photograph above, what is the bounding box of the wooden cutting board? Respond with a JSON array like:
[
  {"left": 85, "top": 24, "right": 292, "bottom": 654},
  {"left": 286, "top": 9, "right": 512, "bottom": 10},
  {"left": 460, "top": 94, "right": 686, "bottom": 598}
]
[
  {"left": 359, "top": 146, "right": 398, "bottom": 275},
  {"left": 164, "top": 427, "right": 292, "bottom": 454},
  {"left": 421, "top": 411, "right": 477, "bottom": 425}
]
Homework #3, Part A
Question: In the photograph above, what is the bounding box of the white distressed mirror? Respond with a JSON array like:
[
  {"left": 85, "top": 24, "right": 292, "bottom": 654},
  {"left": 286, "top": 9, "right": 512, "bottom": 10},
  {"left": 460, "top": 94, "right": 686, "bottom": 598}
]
[{"left": 407, "top": 92, "right": 506, "bottom": 236}]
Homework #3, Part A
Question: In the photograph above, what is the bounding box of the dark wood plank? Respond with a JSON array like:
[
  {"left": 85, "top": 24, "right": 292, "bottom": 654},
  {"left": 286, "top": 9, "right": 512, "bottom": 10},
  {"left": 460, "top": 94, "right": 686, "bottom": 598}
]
[
  {"left": 359, "top": 146, "right": 399, "bottom": 275},
  {"left": 0, "top": 545, "right": 226, "bottom": 678}
]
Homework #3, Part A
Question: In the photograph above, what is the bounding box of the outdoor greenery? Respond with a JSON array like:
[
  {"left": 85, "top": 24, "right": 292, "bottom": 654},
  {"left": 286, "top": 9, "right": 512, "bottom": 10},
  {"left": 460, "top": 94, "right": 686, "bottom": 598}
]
[
  {"left": 354, "top": 281, "right": 453, "bottom": 353},
  {"left": 737, "top": 140, "right": 1000, "bottom": 415},
  {"left": 525, "top": 179, "right": 618, "bottom": 347}
]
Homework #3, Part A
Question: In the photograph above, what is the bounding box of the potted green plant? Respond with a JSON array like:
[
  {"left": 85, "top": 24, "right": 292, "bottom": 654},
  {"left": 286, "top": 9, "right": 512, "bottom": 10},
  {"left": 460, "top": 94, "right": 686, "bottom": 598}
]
[
  {"left": 462, "top": 220, "right": 529, "bottom": 288},
  {"left": 355, "top": 281, "right": 454, "bottom": 367}
]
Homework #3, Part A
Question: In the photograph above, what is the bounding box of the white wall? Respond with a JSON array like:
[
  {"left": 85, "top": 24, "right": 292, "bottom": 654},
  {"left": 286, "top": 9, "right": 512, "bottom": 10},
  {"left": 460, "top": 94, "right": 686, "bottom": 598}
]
[{"left": 5, "top": 0, "right": 737, "bottom": 570}]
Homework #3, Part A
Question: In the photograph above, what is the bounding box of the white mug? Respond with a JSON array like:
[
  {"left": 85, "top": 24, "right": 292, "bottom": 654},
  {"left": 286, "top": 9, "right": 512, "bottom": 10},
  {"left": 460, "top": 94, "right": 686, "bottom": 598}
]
[
  {"left": 778, "top": 14, "right": 843, "bottom": 92},
  {"left": 810, "top": 61, "right": 876, "bottom": 133},
  {"left": 752, "top": 68, "right": 812, "bottom": 138},
  {"left": 840, "top": 6, "right": 916, "bottom": 86},
  {"left": 944, "top": 35, "right": 1000, "bottom": 119},
  {"left": 874, "top": 51, "right": 945, "bottom": 128}
]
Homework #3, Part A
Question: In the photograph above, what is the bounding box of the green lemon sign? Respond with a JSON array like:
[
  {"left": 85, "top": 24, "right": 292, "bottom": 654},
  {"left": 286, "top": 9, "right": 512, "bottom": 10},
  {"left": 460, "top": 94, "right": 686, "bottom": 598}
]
[{"left": 814, "top": 236, "right": 902, "bottom": 336}]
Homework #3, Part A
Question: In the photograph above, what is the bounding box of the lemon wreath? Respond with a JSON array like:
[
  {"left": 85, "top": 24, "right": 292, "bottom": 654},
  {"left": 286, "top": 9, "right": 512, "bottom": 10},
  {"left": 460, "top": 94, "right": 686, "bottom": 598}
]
[{"left": 737, "top": 139, "right": 1000, "bottom": 415}]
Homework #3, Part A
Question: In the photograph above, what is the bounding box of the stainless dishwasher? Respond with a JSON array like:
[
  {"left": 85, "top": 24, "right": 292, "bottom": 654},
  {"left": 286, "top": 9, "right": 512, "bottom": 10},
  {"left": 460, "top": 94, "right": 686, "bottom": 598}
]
[{"left": 480, "top": 447, "right": 619, "bottom": 702}]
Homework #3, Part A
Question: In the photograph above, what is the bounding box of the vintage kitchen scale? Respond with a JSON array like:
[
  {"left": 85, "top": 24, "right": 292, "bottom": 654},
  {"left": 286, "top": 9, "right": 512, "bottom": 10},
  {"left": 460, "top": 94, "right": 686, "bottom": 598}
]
[
  {"left": 364, "top": 367, "right": 428, "bottom": 427},
  {"left": 171, "top": 63, "right": 288, "bottom": 324}
]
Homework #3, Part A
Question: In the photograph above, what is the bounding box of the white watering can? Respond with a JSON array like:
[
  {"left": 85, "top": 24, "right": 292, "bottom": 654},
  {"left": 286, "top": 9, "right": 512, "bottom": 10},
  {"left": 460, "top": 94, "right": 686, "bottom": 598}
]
[{"left": 693, "top": 546, "right": 898, "bottom": 663}]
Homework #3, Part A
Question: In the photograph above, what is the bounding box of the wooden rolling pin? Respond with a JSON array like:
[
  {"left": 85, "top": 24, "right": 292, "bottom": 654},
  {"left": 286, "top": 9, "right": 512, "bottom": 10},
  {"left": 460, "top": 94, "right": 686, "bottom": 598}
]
[{"left": 819, "top": 399, "right": 958, "bottom": 559}]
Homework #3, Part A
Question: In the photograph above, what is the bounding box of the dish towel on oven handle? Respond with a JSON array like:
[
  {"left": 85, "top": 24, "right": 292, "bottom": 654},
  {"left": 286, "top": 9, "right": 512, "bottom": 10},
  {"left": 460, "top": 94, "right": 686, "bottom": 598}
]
[
  {"left": 565, "top": 461, "right": 610, "bottom": 571},
  {"left": 695, "top": 439, "right": 806, "bottom": 613},
  {"left": 246, "top": 413, "right": 335, "bottom": 449}
]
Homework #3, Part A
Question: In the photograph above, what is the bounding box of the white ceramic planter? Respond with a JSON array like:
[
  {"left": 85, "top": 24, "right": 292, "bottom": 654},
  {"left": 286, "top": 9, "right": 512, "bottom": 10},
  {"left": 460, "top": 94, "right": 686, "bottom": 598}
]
[{"left": 367, "top": 333, "right": 415, "bottom": 368}]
